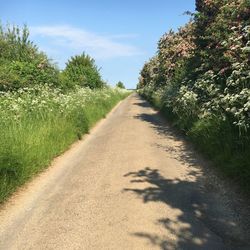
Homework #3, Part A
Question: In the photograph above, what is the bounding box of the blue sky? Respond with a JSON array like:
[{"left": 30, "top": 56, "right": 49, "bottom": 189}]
[{"left": 1, "top": 0, "right": 195, "bottom": 88}]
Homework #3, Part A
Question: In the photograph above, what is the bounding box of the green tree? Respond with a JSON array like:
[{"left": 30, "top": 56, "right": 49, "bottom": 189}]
[
  {"left": 116, "top": 81, "right": 125, "bottom": 89},
  {"left": 63, "top": 53, "right": 103, "bottom": 89},
  {"left": 0, "top": 23, "right": 59, "bottom": 90}
]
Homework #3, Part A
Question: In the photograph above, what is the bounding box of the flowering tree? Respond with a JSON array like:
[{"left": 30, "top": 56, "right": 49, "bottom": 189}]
[
  {"left": 138, "top": 0, "right": 250, "bottom": 187},
  {"left": 138, "top": 0, "right": 250, "bottom": 132}
]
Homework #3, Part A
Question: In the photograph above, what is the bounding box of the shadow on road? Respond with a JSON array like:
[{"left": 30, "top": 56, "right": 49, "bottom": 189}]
[
  {"left": 133, "top": 101, "right": 152, "bottom": 108},
  {"left": 133, "top": 97, "right": 207, "bottom": 171},
  {"left": 123, "top": 97, "right": 250, "bottom": 249},
  {"left": 124, "top": 167, "right": 249, "bottom": 250}
]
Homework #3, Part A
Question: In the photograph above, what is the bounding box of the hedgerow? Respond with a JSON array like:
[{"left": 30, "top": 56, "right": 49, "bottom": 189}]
[{"left": 138, "top": 0, "right": 250, "bottom": 191}]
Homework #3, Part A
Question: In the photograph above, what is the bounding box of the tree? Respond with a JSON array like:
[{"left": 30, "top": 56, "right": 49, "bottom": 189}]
[
  {"left": 0, "top": 23, "right": 59, "bottom": 90},
  {"left": 63, "top": 53, "right": 103, "bottom": 89},
  {"left": 116, "top": 81, "right": 125, "bottom": 89}
]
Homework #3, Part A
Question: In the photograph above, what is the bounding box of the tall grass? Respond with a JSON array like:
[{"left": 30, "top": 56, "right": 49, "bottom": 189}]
[{"left": 0, "top": 85, "right": 130, "bottom": 203}]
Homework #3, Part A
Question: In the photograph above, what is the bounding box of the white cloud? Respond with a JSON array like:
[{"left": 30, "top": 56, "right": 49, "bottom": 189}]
[{"left": 30, "top": 25, "right": 142, "bottom": 59}]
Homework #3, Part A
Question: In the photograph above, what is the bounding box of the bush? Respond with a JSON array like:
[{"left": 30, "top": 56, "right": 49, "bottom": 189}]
[
  {"left": 63, "top": 53, "right": 104, "bottom": 89},
  {"left": 0, "top": 24, "right": 59, "bottom": 90},
  {"left": 0, "top": 60, "right": 59, "bottom": 91},
  {"left": 116, "top": 81, "right": 125, "bottom": 89}
]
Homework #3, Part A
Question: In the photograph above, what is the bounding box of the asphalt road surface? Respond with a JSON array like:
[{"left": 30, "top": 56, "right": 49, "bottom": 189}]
[{"left": 0, "top": 93, "right": 250, "bottom": 250}]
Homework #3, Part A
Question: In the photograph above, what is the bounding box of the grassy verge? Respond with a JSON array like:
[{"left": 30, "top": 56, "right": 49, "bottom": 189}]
[
  {"left": 138, "top": 90, "right": 250, "bottom": 194},
  {"left": 0, "top": 86, "right": 130, "bottom": 203}
]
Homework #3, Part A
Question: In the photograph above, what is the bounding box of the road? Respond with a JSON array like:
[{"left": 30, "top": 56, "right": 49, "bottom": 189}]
[{"left": 0, "top": 93, "right": 250, "bottom": 249}]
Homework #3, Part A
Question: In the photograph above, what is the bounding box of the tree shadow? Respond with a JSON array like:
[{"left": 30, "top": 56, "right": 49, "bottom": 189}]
[
  {"left": 133, "top": 98, "right": 208, "bottom": 174},
  {"left": 128, "top": 96, "right": 250, "bottom": 249},
  {"left": 123, "top": 167, "right": 250, "bottom": 249},
  {"left": 133, "top": 101, "right": 152, "bottom": 108},
  {"left": 135, "top": 112, "right": 180, "bottom": 140},
  {"left": 133, "top": 97, "right": 228, "bottom": 186}
]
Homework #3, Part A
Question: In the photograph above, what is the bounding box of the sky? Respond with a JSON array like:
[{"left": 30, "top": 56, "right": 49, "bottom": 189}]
[{"left": 1, "top": 0, "right": 195, "bottom": 89}]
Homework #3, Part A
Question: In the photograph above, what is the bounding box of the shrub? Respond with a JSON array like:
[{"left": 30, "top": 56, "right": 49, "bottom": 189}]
[
  {"left": 63, "top": 53, "right": 104, "bottom": 89},
  {"left": 0, "top": 24, "right": 59, "bottom": 90},
  {"left": 116, "top": 81, "right": 125, "bottom": 89}
]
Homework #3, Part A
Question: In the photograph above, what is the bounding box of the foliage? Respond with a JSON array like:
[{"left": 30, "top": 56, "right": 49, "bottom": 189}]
[
  {"left": 138, "top": 0, "right": 250, "bottom": 191},
  {"left": 0, "top": 23, "right": 59, "bottom": 90},
  {"left": 63, "top": 53, "right": 104, "bottom": 89},
  {"left": 0, "top": 85, "right": 130, "bottom": 203},
  {"left": 0, "top": 24, "right": 105, "bottom": 90},
  {"left": 116, "top": 81, "right": 125, "bottom": 89},
  {"left": 138, "top": 56, "right": 161, "bottom": 89},
  {"left": 0, "top": 24, "right": 36, "bottom": 62}
]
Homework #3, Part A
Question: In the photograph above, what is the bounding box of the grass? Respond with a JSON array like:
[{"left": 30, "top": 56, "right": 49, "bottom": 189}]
[{"left": 0, "top": 86, "right": 130, "bottom": 203}]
